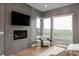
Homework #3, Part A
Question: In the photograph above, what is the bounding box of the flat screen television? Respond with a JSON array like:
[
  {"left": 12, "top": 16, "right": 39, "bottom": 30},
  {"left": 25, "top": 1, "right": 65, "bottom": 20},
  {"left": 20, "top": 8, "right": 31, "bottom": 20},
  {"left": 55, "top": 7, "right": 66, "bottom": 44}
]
[{"left": 11, "top": 11, "right": 30, "bottom": 26}]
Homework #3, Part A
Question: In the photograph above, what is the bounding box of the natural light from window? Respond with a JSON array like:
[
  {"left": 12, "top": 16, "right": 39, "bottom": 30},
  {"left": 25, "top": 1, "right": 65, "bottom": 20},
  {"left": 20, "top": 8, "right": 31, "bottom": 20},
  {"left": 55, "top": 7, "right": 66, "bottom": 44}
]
[
  {"left": 43, "top": 18, "right": 51, "bottom": 38},
  {"left": 53, "top": 16, "right": 72, "bottom": 30},
  {"left": 53, "top": 15, "right": 73, "bottom": 46},
  {"left": 36, "top": 18, "right": 40, "bottom": 37}
]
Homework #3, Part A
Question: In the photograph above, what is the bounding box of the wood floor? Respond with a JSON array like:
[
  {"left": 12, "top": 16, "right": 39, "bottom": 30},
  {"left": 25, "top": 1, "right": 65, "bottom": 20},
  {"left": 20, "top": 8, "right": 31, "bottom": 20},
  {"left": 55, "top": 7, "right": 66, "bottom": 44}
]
[
  {"left": 11, "top": 47, "right": 49, "bottom": 56},
  {"left": 11, "top": 45, "right": 66, "bottom": 56}
]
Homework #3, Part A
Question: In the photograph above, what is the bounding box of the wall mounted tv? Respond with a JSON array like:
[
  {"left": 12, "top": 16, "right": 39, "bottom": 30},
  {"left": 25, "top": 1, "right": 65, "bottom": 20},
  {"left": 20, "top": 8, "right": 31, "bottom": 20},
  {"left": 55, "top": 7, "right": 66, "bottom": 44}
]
[{"left": 11, "top": 11, "right": 30, "bottom": 26}]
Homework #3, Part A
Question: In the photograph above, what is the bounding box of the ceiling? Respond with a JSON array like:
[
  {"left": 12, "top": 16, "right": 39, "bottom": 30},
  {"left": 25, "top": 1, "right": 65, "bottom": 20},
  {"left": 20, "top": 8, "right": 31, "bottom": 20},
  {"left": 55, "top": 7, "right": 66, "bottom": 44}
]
[{"left": 27, "top": 3, "right": 74, "bottom": 12}]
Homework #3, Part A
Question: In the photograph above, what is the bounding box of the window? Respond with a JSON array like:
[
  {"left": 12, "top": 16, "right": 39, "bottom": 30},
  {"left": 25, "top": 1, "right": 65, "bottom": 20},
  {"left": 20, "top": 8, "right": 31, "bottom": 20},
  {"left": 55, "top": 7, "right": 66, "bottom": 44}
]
[
  {"left": 36, "top": 18, "right": 41, "bottom": 37},
  {"left": 43, "top": 18, "right": 51, "bottom": 38},
  {"left": 53, "top": 15, "right": 73, "bottom": 46}
]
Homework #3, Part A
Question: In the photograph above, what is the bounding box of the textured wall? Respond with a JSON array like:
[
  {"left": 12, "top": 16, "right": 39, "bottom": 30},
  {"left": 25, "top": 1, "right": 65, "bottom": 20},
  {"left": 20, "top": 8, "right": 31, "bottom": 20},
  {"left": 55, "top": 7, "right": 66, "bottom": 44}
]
[
  {"left": 3, "top": 3, "right": 79, "bottom": 55},
  {"left": 4, "top": 3, "right": 42, "bottom": 55},
  {"left": 43, "top": 3, "right": 79, "bottom": 44},
  {"left": 0, "top": 3, "right": 4, "bottom": 55}
]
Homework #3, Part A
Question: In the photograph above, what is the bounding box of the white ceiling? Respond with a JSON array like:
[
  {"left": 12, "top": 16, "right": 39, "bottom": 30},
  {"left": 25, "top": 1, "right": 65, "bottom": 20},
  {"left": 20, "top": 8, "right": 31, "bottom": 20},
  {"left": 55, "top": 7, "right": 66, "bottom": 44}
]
[{"left": 27, "top": 3, "right": 74, "bottom": 12}]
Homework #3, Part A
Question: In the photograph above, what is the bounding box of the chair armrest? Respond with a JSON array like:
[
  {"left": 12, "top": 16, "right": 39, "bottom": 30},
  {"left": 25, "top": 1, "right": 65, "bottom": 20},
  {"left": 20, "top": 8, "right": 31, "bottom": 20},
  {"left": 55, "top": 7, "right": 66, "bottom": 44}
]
[
  {"left": 38, "top": 38, "right": 43, "bottom": 47},
  {"left": 47, "top": 38, "right": 51, "bottom": 42}
]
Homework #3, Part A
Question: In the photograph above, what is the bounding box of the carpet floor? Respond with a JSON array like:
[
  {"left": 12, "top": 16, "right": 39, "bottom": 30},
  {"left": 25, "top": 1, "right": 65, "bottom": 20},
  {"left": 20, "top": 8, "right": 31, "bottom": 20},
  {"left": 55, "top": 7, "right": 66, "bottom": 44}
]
[{"left": 39, "top": 46, "right": 65, "bottom": 56}]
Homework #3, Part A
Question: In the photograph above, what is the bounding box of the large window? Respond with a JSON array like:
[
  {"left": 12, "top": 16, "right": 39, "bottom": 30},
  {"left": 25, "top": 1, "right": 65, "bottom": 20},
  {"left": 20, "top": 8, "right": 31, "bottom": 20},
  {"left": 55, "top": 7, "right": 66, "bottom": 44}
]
[
  {"left": 36, "top": 14, "right": 73, "bottom": 47},
  {"left": 36, "top": 18, "right": 41, "bottom": 37},
  {"left": 53, "top": 15, "right": 73, "bottom": 46},
  {"left": 43, "top": 18, "right": 51, "bottom": 38}
]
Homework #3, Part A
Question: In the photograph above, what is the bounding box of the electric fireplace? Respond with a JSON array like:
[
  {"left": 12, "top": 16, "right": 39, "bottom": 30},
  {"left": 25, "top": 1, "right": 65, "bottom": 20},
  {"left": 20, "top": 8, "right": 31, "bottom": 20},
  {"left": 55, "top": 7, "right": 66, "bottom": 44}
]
[{"left": 14, "top": 30, "right": 27, "bottom": 40}]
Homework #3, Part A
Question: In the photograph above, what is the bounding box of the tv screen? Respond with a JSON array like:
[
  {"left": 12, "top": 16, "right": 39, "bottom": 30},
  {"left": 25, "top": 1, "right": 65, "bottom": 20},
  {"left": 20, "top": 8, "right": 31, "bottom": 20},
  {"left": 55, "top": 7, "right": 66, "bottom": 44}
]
[{"left": 11, "top": 11, "right": 30, "bottom": 26}]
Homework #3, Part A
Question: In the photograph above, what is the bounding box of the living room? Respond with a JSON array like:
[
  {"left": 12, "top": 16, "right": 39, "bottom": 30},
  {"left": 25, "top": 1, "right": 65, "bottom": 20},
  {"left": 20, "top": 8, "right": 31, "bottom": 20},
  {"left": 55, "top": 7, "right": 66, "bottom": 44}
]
[{"left": 1, "top": 3, "right": 79, "bottom": 56}]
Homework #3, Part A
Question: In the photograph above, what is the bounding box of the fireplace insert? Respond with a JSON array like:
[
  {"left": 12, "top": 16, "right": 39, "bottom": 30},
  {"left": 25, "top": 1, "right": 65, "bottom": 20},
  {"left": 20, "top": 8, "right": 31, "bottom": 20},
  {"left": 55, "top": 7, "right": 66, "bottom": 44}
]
[{"left": 14, "top": 30, "right": 27, "bottom": 40}]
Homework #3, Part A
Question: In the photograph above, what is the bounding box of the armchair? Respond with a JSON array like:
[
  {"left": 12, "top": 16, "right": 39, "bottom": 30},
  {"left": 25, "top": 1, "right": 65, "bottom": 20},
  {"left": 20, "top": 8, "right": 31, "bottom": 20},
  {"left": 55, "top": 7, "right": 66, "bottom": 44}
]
[{"left": 39, "top": 37, "right": 51, "bottom": 47}]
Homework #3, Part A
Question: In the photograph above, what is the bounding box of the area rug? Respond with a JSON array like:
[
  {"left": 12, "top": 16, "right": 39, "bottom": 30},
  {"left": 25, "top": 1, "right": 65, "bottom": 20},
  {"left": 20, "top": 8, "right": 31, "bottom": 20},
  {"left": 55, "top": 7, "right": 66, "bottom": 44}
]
[
  {"left": 38, "top": 46, "right": 65, "bottom": 56},
  {"left": 50, "top": 50, "right": 79, "bottom": 56}
]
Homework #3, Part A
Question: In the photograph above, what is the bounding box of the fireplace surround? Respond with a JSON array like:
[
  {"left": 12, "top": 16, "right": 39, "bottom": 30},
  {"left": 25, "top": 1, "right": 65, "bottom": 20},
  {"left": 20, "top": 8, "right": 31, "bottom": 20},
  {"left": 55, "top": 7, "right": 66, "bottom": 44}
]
[{"left": 14, "top": 30, "right": 27, "bottom": 40}]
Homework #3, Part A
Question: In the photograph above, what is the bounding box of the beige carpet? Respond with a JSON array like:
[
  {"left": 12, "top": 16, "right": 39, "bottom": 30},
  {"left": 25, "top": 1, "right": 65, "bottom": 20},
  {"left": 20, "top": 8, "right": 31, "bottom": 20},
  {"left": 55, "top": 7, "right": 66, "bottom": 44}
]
[
  {"left": 57, "top": 50, "right": 79, "bottom": 56},
  {"left": 39, "top": 46, "right": 65, "bottom": 56}
]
